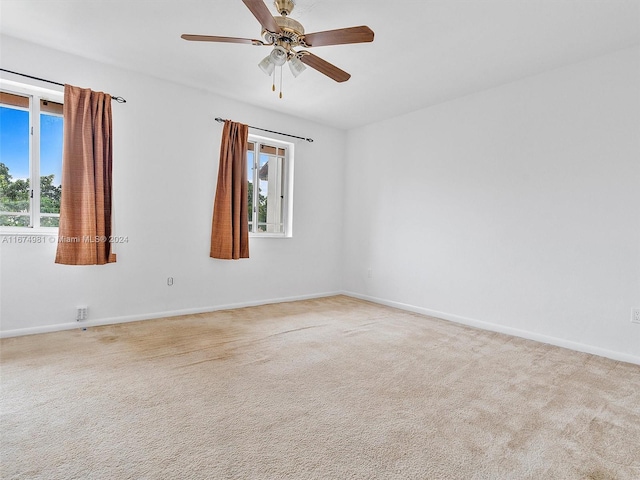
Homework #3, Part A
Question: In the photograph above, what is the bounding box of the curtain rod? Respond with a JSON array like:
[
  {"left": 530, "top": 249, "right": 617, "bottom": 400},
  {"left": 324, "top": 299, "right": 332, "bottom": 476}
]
[
  {"left": 215, "top": 117, "right": 313, "bottom": 143},
  {"left": 0, "top": 68, "right": 127, "bottom": 103}
]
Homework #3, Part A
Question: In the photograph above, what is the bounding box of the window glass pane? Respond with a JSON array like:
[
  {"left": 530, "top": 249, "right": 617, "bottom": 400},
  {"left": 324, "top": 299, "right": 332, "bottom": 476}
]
[
  {"left": 0, "top": 100, "right": 30, "bottom": 227},
  {"left": 40, "top": 99, "right": 63, "bottom": 116},
  {"left": 247, "top": 146, "right": 255, "bottom": 232},
  {"left": 39, "top": 111, "right": 63, "bottom": 227},
  {"left": 0, "top": 92, "right": 29, "bottom": 109},
  {"left": 260, "top": 144, "right": 277, "bottom": 155},
  {"left": 258, "top": 149, "right": 284, "bottom": 234},
  {"left": 257, "top": 153, "right": 269, "bottom": 232}
]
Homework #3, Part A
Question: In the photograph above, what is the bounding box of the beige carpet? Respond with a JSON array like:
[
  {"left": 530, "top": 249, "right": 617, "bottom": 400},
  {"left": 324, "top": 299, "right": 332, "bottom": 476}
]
[{"left": 1, "top": 296, "right": 639, "bottom": 479}]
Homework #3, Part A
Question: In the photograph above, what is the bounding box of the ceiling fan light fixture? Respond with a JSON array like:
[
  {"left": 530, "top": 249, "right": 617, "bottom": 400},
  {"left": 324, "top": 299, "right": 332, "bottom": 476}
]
[
  {"left": 288, "top": 56, "right": 306, "bottom": 77},
  {"left": 258, "top": 55, "right": 275, "bottom": 75},
  {"left": 269, "top": 46, "right": 288, "bottom": 67}
]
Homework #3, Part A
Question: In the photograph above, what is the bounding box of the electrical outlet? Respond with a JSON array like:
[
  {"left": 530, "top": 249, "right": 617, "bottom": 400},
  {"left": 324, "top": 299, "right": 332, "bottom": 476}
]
[
  {"left": 167, "top": 277, "right": 174, "bottom": 286},
  {"left": 632, "top": 308, "right": 640, "bottom": 324},
  {"left": 367, "top": 268, "right": 373, "bottom": 278},
  {"left": 76, "top": 306, "right": 88, "bottom": 322}
]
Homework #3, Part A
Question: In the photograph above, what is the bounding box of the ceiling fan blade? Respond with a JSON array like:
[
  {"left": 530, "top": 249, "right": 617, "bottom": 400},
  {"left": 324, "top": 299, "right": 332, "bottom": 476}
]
[
  {"left": 302, "top": 26, "right": 374, "bottom": 47},
  {"left": 181, "top": 34, "right": 264, "bottom": 45},
  {"left": 242, "top": 0, "right": 282, "bottom": 34},
  {"left": 299, "top": 52, "right": 351, "bottom": 83}
]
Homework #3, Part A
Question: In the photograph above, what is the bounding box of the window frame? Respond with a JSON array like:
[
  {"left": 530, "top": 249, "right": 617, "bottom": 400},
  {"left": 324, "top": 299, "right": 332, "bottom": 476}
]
[
  {"left": 247, "top": 134, "right": 294, "bottom": 238},
  {"left": 0, "top": 79, "right": 64, "bottom": 234}
]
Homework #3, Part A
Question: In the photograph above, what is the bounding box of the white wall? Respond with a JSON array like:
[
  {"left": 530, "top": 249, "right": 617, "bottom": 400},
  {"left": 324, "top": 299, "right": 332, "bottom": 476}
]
[
  {"left": 342, "top": 46, "right": 640, "bottom": 363},
  {"left": 0, "top": 35, "right": 346, "bottom": 335}
]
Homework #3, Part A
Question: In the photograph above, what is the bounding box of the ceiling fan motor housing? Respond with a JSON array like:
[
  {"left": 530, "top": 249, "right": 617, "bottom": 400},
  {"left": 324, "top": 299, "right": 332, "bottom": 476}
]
[
  {"left": 264, "top": 15, "right": 305, "bottom": 52},
  {"left": 276, "top": 16, "right": 304, "bottom": 36}
]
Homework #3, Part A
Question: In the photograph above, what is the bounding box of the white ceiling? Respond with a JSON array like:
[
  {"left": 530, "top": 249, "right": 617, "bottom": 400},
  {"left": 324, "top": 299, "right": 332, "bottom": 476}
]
[{"left": 1, "top": 0, "right": 639, "bottom": 129}]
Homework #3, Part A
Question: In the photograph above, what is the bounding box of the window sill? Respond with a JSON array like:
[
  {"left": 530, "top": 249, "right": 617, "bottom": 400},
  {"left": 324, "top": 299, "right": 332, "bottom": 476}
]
[{"left": 249, "top": 233, "right": 292, "bottom": 239}]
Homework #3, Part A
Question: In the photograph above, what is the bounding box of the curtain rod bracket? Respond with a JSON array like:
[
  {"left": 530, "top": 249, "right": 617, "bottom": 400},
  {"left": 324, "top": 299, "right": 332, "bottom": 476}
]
[{"left": 215, "top": 117, "right": 313, "bottom": 143}]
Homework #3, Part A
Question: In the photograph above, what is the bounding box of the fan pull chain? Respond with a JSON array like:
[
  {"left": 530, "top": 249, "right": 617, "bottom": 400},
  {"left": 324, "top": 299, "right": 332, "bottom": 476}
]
[
  {"left": 271, "top": 70, "right": 275, "bottom": 92},
  {"left": 279, "top": 66, "right": 283, "bottom": 99}
]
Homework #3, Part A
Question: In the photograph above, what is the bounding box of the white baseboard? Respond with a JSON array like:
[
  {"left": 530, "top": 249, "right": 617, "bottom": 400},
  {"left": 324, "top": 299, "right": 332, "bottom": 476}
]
[
  {"left": 342, "top": 291, "right": 640, "bottom": 366},
  {"left": 0, "top": 291, "right": 342, "bottom": 339}
]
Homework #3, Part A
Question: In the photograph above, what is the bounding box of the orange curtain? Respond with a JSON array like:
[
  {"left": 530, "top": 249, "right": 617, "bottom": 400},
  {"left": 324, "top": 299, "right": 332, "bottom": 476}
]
[
  {"left": 210, "top": 120, "right": 249, "bottom": 259},
  {"left": 55, "top": 85, "right": 115, "bottom": 265}
]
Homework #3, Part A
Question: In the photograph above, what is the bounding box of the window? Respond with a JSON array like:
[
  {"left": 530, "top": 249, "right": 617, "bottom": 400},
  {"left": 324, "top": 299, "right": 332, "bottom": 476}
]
[
  {"left": 0, "top": 82, "right": 64, "bottom": 229},
  {"left": 247, "top": 135, "right": 294, "bottom": 237}
]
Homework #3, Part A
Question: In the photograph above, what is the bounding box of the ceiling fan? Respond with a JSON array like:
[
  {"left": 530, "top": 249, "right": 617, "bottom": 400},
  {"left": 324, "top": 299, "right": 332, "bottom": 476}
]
[{"left": 181, "top": 0, "right": 374, "bottom": 95}]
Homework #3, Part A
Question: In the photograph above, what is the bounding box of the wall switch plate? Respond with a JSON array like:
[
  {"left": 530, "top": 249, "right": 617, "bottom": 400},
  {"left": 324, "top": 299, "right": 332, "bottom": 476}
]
[{"left": 632, "top": 308, "right": 640, "bottom": 324}]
